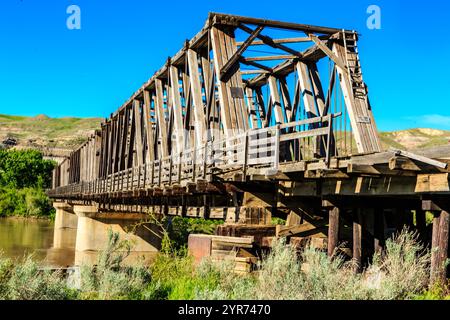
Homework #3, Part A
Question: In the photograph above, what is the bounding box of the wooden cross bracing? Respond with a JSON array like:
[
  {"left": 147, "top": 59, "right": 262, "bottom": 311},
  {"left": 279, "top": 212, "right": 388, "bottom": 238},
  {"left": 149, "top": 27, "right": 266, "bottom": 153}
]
[{"left": 54, "top": 13, "right": 382, "bottom": 188}]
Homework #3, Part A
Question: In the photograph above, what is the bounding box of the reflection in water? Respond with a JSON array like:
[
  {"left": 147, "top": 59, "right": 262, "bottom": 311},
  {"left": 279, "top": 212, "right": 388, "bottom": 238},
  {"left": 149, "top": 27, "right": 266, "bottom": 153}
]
[{"left": 0, "top": 217, "right": 75, "bottom": 267}]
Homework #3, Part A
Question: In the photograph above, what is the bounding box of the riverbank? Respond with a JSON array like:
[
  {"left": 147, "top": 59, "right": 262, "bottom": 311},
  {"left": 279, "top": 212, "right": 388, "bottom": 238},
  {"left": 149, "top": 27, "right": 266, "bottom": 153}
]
[{"left": 1, "top": 229, "right": 448, "bottom": 300}]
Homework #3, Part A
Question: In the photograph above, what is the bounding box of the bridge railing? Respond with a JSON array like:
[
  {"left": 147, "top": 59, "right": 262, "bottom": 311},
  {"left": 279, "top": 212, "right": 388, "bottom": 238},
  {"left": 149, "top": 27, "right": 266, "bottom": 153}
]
[{"left": 48, "top": 114, "right": 340, "bottom": 198}]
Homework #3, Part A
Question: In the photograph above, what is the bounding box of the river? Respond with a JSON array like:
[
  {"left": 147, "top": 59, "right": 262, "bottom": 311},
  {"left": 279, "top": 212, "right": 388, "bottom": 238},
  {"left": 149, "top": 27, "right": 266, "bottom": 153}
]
[{"left": 0, "top": 217, "right": 75, "bottom": 267}]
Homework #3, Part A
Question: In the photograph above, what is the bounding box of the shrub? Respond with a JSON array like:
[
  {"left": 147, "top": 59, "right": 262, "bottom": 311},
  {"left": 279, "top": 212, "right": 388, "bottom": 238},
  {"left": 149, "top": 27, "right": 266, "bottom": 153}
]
[
  {"left": 79, "top": 230, "right": 152, "bottom": 300},
  {"left": 0, "top": 187, "right": 54, "bottom": 218},
  {"left": 195, "top": 229, "right": 431, "bottom": 300},
  {"left": 0, "top": 253, "right": 73, "bottom": 300},
  {"left": 0, "top": 149, "right": 55, "bottom": 189}
]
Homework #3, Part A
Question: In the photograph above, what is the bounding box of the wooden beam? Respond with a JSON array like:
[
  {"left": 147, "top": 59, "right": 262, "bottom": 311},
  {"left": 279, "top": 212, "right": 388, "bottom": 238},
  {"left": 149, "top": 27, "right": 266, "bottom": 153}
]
[
  {"left": 187, "top": 49, "right": 207, "bottom": 145},
  {"left": 211, "top": 12, "right": 344, "bottom": 34},
  {"left": 437, "top": 210, "right": 449, "bottom": 283},
  {"left": 332, "top": 41, "right": 381, "bottom": 154},
  {"left": 133, "top": 99, "right": 144, "bottom": 166},
  {"left": 239, "top": 57, "right": 273, "bottom": 72},
  {"left": 236, "top": 37, "right": 313, "bottom": 46},
  {"left": 155, "top": 79, "right": 169, "bottom": 157},
  {"left": 327, "top": 206, "right": 339, "bottom": 257},
  {"left": 307, "top": 33, "right": 348, "bottom": 72},
  {"left": 210, "top": 26, "right": 234, "bottom": 137},
  {"left": 143, "top": 90, "right": 155, "bottom": 162},
  {"left": 245, "top": 87, "right": 258, "bottom": 129},
  {"left": 169, "top": 65, "right": 185, "bottom": 154},
  {"left": 239, "top": 24, "right": 303, "bottom": 58},
  {"left": 389, "top": 156, "right": 421, "bottom": 171},
  {"left": 220, "top": 25, "right": 264, "bottom": 81},
  {"left": 353, "top": 210, "right": 362, "bottom": 272},
  {"left": 242, "top": 55, "right": 297, "bottom": 61},
  {"left": 390, "top": 149, "right": 448, "bottom": 169},
  {"left": 431, "top": 211, "right": 442, "bottom": 285},
  {"left": 268, "top": 76, "right": 285, "bottom": 124}
]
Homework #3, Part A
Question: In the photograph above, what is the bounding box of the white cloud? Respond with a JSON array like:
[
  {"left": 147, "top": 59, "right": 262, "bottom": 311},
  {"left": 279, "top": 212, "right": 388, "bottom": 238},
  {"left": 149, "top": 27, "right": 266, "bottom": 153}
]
[{"left": 405, "top": 114, "right": 450, "bottom": 129}]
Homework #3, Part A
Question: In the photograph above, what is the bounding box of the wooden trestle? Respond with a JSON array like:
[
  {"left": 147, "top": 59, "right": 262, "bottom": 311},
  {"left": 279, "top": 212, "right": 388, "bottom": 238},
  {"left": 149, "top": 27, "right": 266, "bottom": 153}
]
[{"left": 48, "top": 13, "right": 450, "bottom": 282}]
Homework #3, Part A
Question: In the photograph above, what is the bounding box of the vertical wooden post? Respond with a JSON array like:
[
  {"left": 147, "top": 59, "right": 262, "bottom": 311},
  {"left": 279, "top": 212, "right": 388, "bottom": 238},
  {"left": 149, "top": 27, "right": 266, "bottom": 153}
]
[
  {"left": 328, "top": 206, "right": 340, "bottom": 257},
  {"left": 437, "top": 210, "right": 449, "bottom": 283},
  {"left": 374, "top": 208, "right": 385, "bottom": 254},
  {"left": 353, "top": 209, "right": 362, "bottom": 272},
  {"left": 430, "top": 211, "right": 441, "bottom": 285}
]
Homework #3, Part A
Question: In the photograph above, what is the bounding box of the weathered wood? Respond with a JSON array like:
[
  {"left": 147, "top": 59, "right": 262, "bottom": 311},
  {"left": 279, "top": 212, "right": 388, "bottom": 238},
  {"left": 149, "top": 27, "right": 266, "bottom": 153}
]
[
  {"left": 430, "top": 212, "right": 441, "bottom": 284},
  {"left": 155, "top": 79, "right": 169, "bottom": 157},
  {"left": 353, "top": 210, "right": 362, "bottom": 272},
  {"left": 437, "top": 210, "right": 449, "bottom": 283},
  {"left": 187, "top": 49, "right": 207, "bottom": 146},
  {"left": 328, "top": 206, "right": 339, "bottom": 257},
  {"left": 143, "top": 90, "right": 155, "bottom": 162},
  {"left": 276, "top": 221, "right": 327, "bottom": 238},
  {"left": 390, "top": 149, "right": 448, "bottom": 169}
]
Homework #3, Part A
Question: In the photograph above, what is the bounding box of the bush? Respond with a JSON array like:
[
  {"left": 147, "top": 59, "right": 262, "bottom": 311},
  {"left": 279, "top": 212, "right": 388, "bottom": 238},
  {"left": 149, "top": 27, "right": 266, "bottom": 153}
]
[
  {"left": 195, "top": 229, "right": 431, "bottom": 300},
  {"left": 0, "top": 149, "right": 55, "bottom": 189},
  {"left": 0, "top": 186, "right": 54, "bottom": 218},
  {"left": 79, "top": 230, "right": 152, "bottom": 300},
  {"left": 0, "top": 253, "right": 73, "bottom": 300}
]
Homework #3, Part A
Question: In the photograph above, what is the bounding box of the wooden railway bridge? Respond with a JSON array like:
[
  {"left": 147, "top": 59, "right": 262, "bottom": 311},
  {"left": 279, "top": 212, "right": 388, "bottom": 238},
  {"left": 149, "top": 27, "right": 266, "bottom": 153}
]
[{"left": 48, "top": 13, "right": 450, "bottom": 282}]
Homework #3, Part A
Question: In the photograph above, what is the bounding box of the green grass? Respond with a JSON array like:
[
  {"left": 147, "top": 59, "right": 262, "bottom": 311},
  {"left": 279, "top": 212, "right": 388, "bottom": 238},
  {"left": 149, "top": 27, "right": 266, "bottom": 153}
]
[{"left": 0, "top": 114, "right": 102, "bottom": 150}]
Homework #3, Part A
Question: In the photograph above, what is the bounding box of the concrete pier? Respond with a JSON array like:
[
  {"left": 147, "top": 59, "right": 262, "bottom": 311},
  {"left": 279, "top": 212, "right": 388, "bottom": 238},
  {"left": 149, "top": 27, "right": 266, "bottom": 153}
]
[{"left": 73, "top": 205, "right": 161, "bottom": 266}]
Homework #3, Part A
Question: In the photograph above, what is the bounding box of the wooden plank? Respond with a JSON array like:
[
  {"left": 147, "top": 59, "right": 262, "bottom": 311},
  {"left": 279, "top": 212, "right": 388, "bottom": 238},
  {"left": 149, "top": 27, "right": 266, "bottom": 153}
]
[
  {"left": 280, "top": 126, "right": 329, "bottom": 142},
  {"left": 220, "top": 25, "right": 264, "bottom": 81},
  {"left": 142, "top": 90, "right": 155, "bottom": 162},
  {"left": 210, "top": 26, "right": 234, "bottom": 137},
  {"left": 242, "top": 55, "right": 297, "bottom": 61},
  {"left": 308, "top": 33, "right": 348, "bottom": 72},
  {"left": 187, "top": 49, "right": 207, "bottom": 146},
  {"left": 389, "top": 149, "right": 448, "bottom": 169},
  {"left": 389, "top": 156, "right": 421, "bottom": 171},
  {"left": 276, "top": 221, "right": 327, "bottom": 237},
  {"left": 155, "top": 79, "right": 169, "bottom": 157},
  {"left": 169, "top": 65, "right": 185, "bottom": 154},
  {"left": 268, "top": 76, "right": 285, "bottom": 124},
  {"left": 236, "top": 37, "right": 312, "bottom": 46},
  {"left": 332, "top": 41, "right": 381, "bottom": 154},
  {"left": 431, "top": 212, "right": 441, "bottom": 284},
  {"left": 133, "top": 100, "right": 144, "bottom": 166},
  {"left": 353, "top": 210, "right": 362, "bottom": 272},
  {"left": 328, "top": 206, "right": 339, "bottom": 257},
  {"left": 437, "top": 210, "right": 449, "bottom": 282}
]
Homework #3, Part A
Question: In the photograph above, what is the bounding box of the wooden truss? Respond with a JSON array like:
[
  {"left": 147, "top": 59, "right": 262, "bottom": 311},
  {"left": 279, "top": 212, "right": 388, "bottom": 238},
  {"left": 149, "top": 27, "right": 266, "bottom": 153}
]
[{"left": 54, "top": 12, "right": 382, "bottom": 187}]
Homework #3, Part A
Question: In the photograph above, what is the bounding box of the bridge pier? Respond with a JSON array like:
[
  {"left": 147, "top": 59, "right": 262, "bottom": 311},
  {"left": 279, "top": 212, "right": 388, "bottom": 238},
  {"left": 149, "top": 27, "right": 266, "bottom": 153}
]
[
  {"left": 53, "top": 202, "right": 78, "bottom": 248},
  {"left": 68, "top": 205, "right": 162, "bottom": 266}
]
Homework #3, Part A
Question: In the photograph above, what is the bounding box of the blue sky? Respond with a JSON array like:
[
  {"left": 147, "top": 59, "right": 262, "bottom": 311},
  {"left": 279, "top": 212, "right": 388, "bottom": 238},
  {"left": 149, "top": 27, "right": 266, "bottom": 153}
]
[{"left": 0, "top": 0, "right": 449, "bottom": 131}]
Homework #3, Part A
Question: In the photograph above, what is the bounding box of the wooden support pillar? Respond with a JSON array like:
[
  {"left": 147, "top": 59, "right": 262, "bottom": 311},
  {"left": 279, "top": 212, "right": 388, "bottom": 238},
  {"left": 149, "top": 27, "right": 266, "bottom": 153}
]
[
  {"left": 438, "top": 210, "right": 449, "bottom": 282},
  {"left": 430, "top": 209, "right": 449, "bottom": 285},
  {"left": 353, "top": 209, "right": 362, "bottom": 272},
  {"left": 430, "top": 211, "right": 441, "bottom": 285},
  {"left": 327, "top": 206, "right": 340, "bottom": 257},
  {"left": 374, "top": 208, "right": 385, "bottom": 254}
]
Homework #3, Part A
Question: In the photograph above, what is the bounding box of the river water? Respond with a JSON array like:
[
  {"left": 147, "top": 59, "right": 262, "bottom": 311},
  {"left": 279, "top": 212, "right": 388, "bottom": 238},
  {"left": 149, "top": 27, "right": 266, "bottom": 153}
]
[{"left": 0, "top": 217, "right": 75, "bottom": 267}]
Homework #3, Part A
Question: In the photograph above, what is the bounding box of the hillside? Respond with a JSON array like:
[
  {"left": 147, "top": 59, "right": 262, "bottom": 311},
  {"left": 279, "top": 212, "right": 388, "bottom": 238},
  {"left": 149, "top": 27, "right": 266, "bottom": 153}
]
[
  {"left": 0, "top": 114, "right": 449, "bottom": 152},
  {"left": 0, "top": 114, "right": 102, "bottom": 150},
  {"left": 379, "top": 128, "right": 450, "bottom": 151}
]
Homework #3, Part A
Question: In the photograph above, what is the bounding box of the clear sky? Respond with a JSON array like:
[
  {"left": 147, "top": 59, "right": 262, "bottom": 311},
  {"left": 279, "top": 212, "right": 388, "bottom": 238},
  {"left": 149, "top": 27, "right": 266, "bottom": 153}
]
[{"left": 0, "top": 0, "right": 449, "bottom": 131}]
